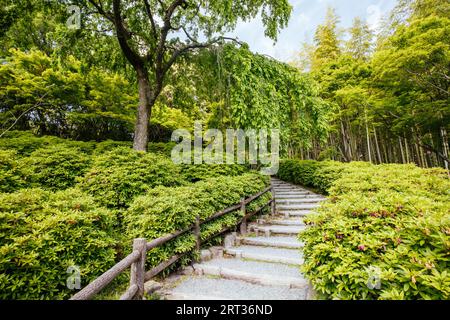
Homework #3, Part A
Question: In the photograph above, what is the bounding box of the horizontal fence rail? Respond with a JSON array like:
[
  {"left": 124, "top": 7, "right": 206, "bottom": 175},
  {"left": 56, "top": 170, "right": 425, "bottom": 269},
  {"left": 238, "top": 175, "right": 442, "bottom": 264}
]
[{"left": 70, "top": 185, "right": 274, "bottom": 300}]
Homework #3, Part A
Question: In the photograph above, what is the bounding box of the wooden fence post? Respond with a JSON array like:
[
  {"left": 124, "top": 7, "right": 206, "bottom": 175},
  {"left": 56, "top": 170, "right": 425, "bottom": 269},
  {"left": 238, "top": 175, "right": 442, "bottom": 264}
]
[
  {"left": 130, "top": 238, "right": 146, "bottom": 300},
  {"left": 194, "top": 215, "right": 201, "bottom": 261},
  {"left": 270, "top": 186, "right": 276, "bottom": 216},
  {"left": 240, "top": 198, "right": 247, "bottom": 235}
]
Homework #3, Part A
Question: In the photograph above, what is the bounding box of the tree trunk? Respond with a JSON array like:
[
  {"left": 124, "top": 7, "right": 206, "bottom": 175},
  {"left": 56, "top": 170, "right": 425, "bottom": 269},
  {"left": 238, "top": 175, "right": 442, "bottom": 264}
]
[
  {"left": 404, "top": 137, "right": 410, "bottom": 163},
  {"left": 365, "top": 110, "right": 372, "bottom": 163},
  {"left": 440, "top": 127, "right": 449, "bottom": 170},
  {"left": 133, "top": 68, "right": 154, "bottom": 151},
  {"left": 398, "top": 136, "right": 405, "bottom": 164},
  {"left": 373, "top": 126, "right": 382, "bottom": 164}
]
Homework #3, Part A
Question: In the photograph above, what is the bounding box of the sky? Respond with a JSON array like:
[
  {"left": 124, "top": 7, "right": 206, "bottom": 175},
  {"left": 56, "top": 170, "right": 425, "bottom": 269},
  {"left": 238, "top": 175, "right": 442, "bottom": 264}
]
[{"left": 226, "top": 0, "right": 399, "bottom": 62}]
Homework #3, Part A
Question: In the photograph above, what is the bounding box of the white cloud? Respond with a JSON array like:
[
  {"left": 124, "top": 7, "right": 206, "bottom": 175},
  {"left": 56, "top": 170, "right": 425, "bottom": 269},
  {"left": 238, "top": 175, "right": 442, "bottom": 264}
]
[{"left": 226, "top": 0, "right": 397, "bottom": 62}]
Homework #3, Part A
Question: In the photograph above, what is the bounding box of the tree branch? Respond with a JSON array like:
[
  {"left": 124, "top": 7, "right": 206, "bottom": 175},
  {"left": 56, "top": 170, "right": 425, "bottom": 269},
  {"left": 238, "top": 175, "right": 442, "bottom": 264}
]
[
  {"left": 142, "top": 0, "right": 158, "bottom": 41},
  {"left": 87, "top": 0, "right": 114, "bottom": 23},
  {"left": 0, "top": 88, "right": 55, "bottom": 138},
  {"left": 163, "top": 36, "right": 240, "bottom": 75},
  {"left": 112, "top": 0, "right": 144, "bottom": 69}
]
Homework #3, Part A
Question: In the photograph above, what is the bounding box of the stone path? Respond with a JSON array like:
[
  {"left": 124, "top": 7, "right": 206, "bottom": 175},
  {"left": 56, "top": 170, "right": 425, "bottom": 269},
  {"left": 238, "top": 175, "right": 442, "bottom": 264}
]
[{"left": 153, "top": 177, "right": 325, "bottom": 300}]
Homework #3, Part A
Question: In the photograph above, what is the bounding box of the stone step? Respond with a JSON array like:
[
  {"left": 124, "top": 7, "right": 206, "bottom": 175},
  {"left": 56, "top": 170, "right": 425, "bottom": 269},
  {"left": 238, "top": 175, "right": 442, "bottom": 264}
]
[
  {"left": 278, "top": 210, "right": 313, "bottom": 217},
  {"left": 265, "top": 217, "right": 305, "bottom": 226},
  {"left": 225, "top": 245, "right": 303, "bottom": 265},
  {"left": 274, "top": 194, "right": 318, "bottom": 199},
  {"left": 277, "top": 203, "right": 320, "bottom": 210},
  {"left": 250, "top": 224, "right": 305, "bottom": 235},
  {"left": 275, "top": 192, "right": 312, "bottom": 197},
  {"left": 192, "top": 258, "right": 308, "bottom": 289},
  {"left": 240, "top": 235, "right": 303, "bottom": 249},
  {"left": 273, "top": 186, "right": 308, "bottom": 190},
  {"left": 161, "top": 276, "right": 308, "bottom": 300},
  {"left": 276, "top": 198, "right": 325, "bottom": 204}
]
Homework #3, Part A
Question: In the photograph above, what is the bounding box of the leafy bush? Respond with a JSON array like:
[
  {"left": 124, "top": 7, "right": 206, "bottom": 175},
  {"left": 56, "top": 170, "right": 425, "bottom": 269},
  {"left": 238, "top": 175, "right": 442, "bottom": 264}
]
[
  {"left": 93, "top": 140, "right": 132, "bottom": 154},
  {"left": 0, "top": 188, "right": 118, "bottom": 300},
  {"left": 277, "top": 159, "right": 349, "bottom": 193},
  {"left": 278, "top": 160, "right": 450, "bottom": 300},
  {"left": 124, "top": 173, "right": 270, "bottom": 267},
  {"left": 77, "top": 147, "right": 185, "bottom": 208},
  {"left": 147, "top": 142, "right": 176, "bottom": 156},
  {"left": 0, "top": 131, "right": 95, "bottom": 155},
  {"left": 0, "top": 150, "right": 26, "bottom": 192},
  {"left": 180, "top": 163, "right": 248, "bottom": 182},
  {"left": 19, "top": 145, "right": 91, "bottom": 191}
]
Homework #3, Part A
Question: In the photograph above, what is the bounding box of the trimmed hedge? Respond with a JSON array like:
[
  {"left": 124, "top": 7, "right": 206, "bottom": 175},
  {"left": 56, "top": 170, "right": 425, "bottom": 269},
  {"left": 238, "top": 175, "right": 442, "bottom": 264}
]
[
  {"left": 77, "top": 147, "right": 185, "bottom": 209},
  {"left": 0, "top": 133, "right": 272, "bottom": 299},
  {"left": 0, "top": 131, "right": 96, "bottom": 155},
  {"left": 0, "top": 188, "right": 118, "bottom": 300},
  {"left": 278, "top": 160, "right": 450, "bottom": 300},
  {"left": 0, "top": 150, "right": 26, "bottom": 193},
  {"left": 123, "top": 173, "right": 270, "bottom": 268},
  {"left": 277, "top": 159, "right": 347, "bottom": 193},
  {"left": 180, "top": 163, "right": 248, "bottom": 183},
  {"left": 19, "top": 145, "right": 91, "bottom": 191}
]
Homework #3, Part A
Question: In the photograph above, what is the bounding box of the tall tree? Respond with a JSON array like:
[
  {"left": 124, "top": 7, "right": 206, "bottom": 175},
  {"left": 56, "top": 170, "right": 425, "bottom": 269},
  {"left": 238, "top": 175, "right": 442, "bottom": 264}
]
[
  {"left": 312, "top": 6, "right": 340, "bottom": 70},
  {"left": 76, "top": 0, "right": 292, "bottom": 150},
  {"left": 346, "top": 17, "right": 373, "bottom": 61}
]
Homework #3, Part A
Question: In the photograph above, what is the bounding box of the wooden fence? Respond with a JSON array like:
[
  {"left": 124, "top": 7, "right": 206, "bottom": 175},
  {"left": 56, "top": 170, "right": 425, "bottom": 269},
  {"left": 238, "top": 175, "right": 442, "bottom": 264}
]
[{"left": 70, "top": 185, "right": 275, "bottom": 300}]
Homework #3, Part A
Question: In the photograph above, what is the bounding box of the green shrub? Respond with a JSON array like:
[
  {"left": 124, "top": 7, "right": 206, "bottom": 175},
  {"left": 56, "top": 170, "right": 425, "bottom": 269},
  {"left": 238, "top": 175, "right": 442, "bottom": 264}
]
[
  {"left": 147, "top": 142, "right": 176, "bottom": 156},
  {"left": 0, "top": 188, "right": 118, "bottom": 300},
  {"left": 180, "top": 163, "right": 248, "bottom": 182},
  {"left": 277, "top": 160, "right": 324, "bottom": 190},
  {"left": 0, "top": 131, "right": 95, "bottom": 155},
  {"left": 0, "top": 150, "right": 26, "bottom": 192},
  {"left": 123, "top": 173, "right": 270, "bottom": 268},
  {"left": 77, "top": 147, "right": 185, "bottom": 208},
  {"left": 19, "top": 145, "right": 91, "bottom": 191},
  {"left": 278, "top": 160, "right": 450, "bottom": 300},
  {"left": 93, "top": 140, "right": 132, "bottom": 154}
]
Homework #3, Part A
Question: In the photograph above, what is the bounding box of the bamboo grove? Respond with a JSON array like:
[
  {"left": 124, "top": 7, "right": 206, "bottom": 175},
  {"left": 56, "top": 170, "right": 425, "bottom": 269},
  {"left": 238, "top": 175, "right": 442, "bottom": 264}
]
[{"left": 293, "top": 0, "right": 449, "bottom": 169}]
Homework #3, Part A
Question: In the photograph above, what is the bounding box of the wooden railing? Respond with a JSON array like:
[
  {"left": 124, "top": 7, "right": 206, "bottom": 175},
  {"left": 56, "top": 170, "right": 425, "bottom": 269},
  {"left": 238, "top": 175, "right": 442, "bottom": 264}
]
[{"left": 70, "top": 185, "right": 275, "bottom": 300}]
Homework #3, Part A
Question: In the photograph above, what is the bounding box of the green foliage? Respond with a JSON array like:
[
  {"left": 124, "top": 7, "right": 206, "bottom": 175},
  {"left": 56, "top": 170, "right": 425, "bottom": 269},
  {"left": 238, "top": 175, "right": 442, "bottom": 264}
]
[
  {"left": 277, "top": 159, "right": 347, "bottom": 193},
  {"left": 209, "top": 44, "right": 329, "bottom": 156},
  {"left": 20, "top": 144, "right": 91, "bottom": 191},
  {"left": 77, "top": 147, "right": 184, "bottom": 209},
  {"left": 147, "top": 142, "right": 177, "bottom": 157},
  {"left": 0, "top": 188, "right": 118, "bottom": 300},
  {"left": 0, "top": 131, "right": 96, "bottom": 155},
  {"left": 0, "top": 150, "right": 25, "bottom": 192},
  {"left": 298, "top": 0, "right": 449, "bottom": 167},
  {"left": 124, "top": 173, "right": 269, "bottom": 267},
  {"left": 372, "top": 14, "right": 450, "bottom": 137},
  {"left": 278, "top": 159, "right": 450, "bottom": 299},
  {"left": 312, "top": 7, "right": 341, "bottom": 69},
  {"left": 93, "top": 140, "right": 133, "bottom": 155},
  {"left": 0, "top": 49, "right": 137, "bottom": 141},
  {"left": 180, "top": 164, "right": 248, "bottom": 183}
]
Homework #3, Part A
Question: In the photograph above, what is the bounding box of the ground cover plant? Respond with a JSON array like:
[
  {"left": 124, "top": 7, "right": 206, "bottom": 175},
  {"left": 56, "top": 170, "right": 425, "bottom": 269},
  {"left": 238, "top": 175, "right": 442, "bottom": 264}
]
[
  {"left": 0, "top": 133, "right": 269, "bottom": 299},
  {"left": 278, "top": 160, "right": 450, "bottom": 300}
]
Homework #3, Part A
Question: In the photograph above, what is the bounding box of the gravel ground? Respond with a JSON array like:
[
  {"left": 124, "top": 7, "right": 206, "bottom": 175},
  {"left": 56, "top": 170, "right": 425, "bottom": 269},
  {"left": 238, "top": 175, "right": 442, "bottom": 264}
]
[{"left": 169, "top": 276, "right": 307, "bottom": 300}]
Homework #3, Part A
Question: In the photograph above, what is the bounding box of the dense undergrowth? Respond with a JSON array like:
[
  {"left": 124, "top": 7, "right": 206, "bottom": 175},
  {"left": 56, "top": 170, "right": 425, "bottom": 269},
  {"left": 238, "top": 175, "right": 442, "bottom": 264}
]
[
  {"left": 0, "top": 131, "right": 269, "bottom": 299},
  {"left": 278, "top": 159, "right": 450, "bottom": 300}
]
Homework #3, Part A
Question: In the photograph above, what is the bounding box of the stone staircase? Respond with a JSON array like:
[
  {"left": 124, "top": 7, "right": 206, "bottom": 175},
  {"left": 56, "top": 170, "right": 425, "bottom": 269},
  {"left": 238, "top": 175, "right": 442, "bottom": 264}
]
[{"left": 152, "top": 177, "right": 325, "bottom": 300}]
